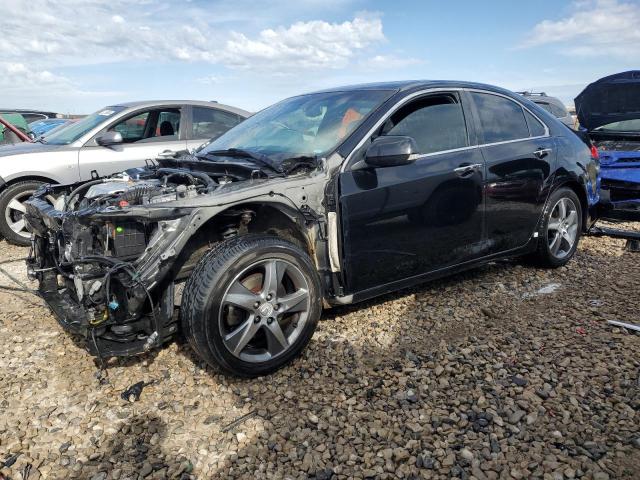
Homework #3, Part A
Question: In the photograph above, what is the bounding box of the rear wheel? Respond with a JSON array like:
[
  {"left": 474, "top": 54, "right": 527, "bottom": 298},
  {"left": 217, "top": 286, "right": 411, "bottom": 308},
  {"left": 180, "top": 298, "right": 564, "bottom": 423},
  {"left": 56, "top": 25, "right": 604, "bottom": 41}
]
[
  {"left": 181, "top": 234, "right": 322, "bottom": 377},
  {"left": 530, "top": 187, "right": 582, "bottom": 267},
  {"left": 0, "top": 181, "right": 51, "bottom": 246}
]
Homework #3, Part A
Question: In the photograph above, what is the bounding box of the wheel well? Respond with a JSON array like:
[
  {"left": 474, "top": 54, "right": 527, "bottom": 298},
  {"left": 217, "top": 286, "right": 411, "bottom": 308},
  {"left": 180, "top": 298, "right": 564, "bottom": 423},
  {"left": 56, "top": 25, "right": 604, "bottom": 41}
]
[
  {"left": 5, "top": 175, "right": 58, "bottom": 187},
  {"left": 556, "top": 180, "right": 588, "bottom": 230},
  {"left": 173, "top": 202, "right": 313, "bottom": 279}
]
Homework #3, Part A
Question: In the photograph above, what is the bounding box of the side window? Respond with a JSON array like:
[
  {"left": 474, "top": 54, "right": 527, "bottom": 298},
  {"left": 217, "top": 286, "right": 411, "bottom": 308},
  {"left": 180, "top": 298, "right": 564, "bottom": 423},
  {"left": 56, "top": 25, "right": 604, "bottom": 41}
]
[
  {"left": 192, "top": 107, "right": 243, "bottom": 140},
  {"left": 524, "top": 110, "right": 546, "bottom": 137},
  {"left": 156, "top": 110, "right": 180, "bottom": 137},
  {"left": 112, "top": 112, "right": 149, "bottom": 143},
  {"left": 471, "top": 92, "right": 529, "bottom": 143},
  {"left": 379, "top": 94, "right": 468, "bottom": 154},
  {"left": 109, "top": 109, "right": 181, "bottom": 144},
  {"left": 537, "top": 102, "right": 553, "bottom": 113},
  {"left": 549, "top": 103, "right": 568, "bottom": 118}
]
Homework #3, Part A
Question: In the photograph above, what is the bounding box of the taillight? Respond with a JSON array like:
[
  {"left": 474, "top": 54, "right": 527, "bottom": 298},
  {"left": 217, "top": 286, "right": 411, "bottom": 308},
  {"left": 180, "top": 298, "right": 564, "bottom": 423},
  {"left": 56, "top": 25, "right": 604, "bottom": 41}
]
[{"left": 590, "top": 144, "right": 599, "bottom": 159}]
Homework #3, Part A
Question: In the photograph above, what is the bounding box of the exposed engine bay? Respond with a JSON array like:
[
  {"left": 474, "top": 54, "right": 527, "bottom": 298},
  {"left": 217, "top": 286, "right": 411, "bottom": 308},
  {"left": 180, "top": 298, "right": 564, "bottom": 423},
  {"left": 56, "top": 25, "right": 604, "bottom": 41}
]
[
  {"left": 23, "top": 155, "right": 327, "bottom": 359},
  {"left": 594, "top": 139, "right": 640, "bottom": 152}
]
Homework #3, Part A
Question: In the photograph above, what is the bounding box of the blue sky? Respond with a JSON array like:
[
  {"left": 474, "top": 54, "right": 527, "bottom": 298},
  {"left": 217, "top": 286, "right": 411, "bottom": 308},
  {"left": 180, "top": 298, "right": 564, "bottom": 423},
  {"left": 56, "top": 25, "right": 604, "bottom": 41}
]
[{"left": 1, "top": 0, "right": 639, "bottom": 114}]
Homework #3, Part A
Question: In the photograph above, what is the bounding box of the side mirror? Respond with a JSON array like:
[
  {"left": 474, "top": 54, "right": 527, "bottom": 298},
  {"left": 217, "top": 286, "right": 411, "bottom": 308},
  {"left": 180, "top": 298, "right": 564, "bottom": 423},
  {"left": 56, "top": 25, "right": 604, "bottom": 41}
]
[
  {"left": 364, "top": 135, "right": 418, "bottom": 168},
  {"left": 96, "top": 131, "right": 123, "bottom": 146}
]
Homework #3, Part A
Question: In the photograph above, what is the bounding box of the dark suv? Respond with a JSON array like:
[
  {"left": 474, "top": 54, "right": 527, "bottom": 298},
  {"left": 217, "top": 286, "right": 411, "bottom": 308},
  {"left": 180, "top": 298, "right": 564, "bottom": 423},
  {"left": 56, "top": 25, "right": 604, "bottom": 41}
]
[
  {"left": 516, "top": 92, "right": 574, "bottom": 128},
  {"left": 25, "top": 81, "right": 599, "bottom": 377}
]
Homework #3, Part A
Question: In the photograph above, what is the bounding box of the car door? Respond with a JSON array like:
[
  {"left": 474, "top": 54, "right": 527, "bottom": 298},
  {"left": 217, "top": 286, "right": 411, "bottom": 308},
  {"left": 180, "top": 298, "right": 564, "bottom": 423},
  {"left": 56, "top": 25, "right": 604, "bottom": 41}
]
[
  {"left": 186, "top": 106, "right": 246, "bottom": 151},
  {"left": 469, "top": 91, "right": 556, "bottom": 253},
  {"left": 77, "top": 106, "right": 188, "bottom": 179},
  {"left": 339, "top": 91, "right": 486, "bottom": 294}
]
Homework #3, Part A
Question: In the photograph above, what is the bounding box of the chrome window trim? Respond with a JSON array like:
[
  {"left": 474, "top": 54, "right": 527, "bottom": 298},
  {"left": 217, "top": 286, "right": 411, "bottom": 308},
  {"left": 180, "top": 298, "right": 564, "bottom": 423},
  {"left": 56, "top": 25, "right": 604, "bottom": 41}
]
[{"left": 342, "top": 87, "right": 551, "bottom": 172}]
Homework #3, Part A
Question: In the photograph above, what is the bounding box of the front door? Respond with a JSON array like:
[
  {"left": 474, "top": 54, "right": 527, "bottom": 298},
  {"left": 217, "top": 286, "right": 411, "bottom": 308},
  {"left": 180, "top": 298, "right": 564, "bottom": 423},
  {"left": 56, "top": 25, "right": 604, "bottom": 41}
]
[
  {"left": 339, "top": 92, "right": 485, "bottom": 294},
  {"left": 468, "top": 91, "right": 556, "bottom": 253},
  {"left": 77, "top": 107, "right": 187, "bottom": 180}
]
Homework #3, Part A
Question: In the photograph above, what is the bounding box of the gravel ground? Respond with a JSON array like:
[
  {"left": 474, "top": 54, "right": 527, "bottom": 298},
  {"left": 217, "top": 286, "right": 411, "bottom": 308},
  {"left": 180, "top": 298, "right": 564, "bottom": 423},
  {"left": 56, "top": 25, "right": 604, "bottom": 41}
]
[{"left": 0, "top": 230, "right": 639, "bottom": 480}]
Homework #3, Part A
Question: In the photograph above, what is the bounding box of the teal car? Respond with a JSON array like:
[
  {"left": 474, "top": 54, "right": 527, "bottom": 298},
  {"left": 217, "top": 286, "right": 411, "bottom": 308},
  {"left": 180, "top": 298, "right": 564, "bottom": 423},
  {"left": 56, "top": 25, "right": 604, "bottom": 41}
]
[{"left": 0, "top": 113, "right": 31, "bottom": 144}]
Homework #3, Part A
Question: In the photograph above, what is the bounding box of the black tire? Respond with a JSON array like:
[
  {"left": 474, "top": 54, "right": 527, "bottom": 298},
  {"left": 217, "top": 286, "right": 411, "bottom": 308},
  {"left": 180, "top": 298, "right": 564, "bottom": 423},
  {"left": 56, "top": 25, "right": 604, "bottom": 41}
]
[
  {"left": 181, "top": 234, "right": 322, "bottom": 377},
  {"left": 529, "top": 187, "right": 582, "bottom": 268},
  {"left": 0, "top": 180, "right": 46, "bottom": 246}
]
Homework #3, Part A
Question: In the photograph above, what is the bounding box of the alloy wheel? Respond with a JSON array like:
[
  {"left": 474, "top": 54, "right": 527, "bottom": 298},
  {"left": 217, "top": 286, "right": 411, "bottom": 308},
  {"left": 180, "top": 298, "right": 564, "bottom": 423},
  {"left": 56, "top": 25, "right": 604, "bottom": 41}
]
[
  {"left": 218, "top": 258, "right": 310, "bottom": 363},
  {"left": 547, "top": 197, "right": 578, "bottom": 259},
  {"left": 4, "top": 190, "right": 55, "bottom": 239}
]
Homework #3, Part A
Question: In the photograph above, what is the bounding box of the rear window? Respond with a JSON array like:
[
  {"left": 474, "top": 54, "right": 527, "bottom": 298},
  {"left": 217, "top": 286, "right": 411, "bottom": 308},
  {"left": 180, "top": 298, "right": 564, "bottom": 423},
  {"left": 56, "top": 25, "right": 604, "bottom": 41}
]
[
  {"left": 549, "top": 103, "right": 568, "bottom": 118},
  {"left": 192, "top": 107, "right": 244, "bottom": 141},
  {"left": 524, "top": 110, "right": 546, "bottom": 137},
  {"left": 471, "top": 92, "right": 530, "bottom": 143}
]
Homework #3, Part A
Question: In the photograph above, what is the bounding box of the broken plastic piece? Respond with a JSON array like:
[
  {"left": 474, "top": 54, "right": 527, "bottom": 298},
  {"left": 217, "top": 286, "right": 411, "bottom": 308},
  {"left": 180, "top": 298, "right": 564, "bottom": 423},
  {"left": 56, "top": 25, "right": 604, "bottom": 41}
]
[
  {"left": 108, "top": 299, "right": 119, "bottom": 310},
  {"left": 143, "top": 331, "right": 159, "bottom": 352},
  {"left": 2, "top": 453, "right": 20, "bottom": 468},
  {"left": 121, "top": 381, "right": 146, "bottom": 402},
  {"left": 607, "top": 320, "right": 640, "bottom": 332}
]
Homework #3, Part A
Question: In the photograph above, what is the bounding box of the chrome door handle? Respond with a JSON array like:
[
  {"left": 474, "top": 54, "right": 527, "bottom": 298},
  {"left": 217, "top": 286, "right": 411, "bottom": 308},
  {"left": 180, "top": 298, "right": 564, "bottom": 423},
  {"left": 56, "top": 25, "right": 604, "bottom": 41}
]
[
  {"left": 534, "top": 148, "right": 552, "bottom": 158},
  {"left": 454, "top": 163, "right": 482, "bottom": 177}
]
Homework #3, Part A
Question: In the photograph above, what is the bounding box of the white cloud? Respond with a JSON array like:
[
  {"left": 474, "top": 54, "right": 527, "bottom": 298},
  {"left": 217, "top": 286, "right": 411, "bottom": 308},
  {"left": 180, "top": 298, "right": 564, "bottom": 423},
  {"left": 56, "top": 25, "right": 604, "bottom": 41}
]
[
  {"left": 197, "top": 75, "right": 225, "bottom": 85},
  {"left": 0, "top": 62, "right": 74, "bottom": 91},
  {"left": 361, "top": 55, "right": 424, "bottom": 70},
  {"left": 0, "top": 1, "right": 385, "bottom": 70},
  {"left": 221, "top": 16, "right": 384, "bottom": 70},
  {"left": 521, "top": 0, "right": 640, "bottom": 58}
]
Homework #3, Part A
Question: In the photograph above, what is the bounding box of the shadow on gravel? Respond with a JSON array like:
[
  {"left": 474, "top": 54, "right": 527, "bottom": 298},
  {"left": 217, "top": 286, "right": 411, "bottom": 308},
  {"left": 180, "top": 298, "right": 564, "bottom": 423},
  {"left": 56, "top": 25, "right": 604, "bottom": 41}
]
[
  {"left": 159, "top": 263, "right": 510, "bottom": 478},
  {"left": 67, "top": 414, "right": 173, "bottom": 479},
  {"left": 161, "top": 254, "right": 640, "bottom": 479}
]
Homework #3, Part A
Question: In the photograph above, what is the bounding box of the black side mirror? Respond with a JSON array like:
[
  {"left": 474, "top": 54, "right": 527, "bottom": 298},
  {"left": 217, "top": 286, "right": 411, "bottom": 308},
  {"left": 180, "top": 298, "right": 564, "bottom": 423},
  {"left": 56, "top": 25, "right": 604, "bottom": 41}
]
[
  {"left": 96, "top": 131, "right": 123, "bottom": 146},
  {"left": 364, "top": 135, "right": 418, "bottom": 168}
]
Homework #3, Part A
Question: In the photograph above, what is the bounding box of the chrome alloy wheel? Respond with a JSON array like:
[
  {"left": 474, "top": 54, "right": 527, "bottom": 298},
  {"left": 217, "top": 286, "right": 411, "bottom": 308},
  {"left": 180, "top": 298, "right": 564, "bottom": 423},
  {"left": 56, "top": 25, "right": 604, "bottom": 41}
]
[
  {"left": 4, "top": 190, "right": 54, "bottom": 239},
  {"left": 547, "top": 197, "right": 579, "bottom": 259},
  {"left": 218, "top": 258, "right": 310, "bottom": 362}
]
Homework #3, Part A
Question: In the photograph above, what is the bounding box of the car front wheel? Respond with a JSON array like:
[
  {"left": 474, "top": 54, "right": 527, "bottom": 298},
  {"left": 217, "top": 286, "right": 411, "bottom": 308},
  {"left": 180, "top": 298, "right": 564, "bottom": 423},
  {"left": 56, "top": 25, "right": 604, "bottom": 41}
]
[
  {"left": 0, "top": 180, "right": 50, "bottom": 246},
  {"left": 181, "top": 234, "right": 322, "bottom": 377}
]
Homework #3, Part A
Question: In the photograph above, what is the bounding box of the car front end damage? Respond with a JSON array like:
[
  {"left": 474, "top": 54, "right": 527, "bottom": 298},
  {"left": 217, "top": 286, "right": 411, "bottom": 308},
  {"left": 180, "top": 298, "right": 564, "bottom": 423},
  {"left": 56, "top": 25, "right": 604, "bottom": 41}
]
[{"left": 24, "top": 158, "right": 330, "bottom": 359}]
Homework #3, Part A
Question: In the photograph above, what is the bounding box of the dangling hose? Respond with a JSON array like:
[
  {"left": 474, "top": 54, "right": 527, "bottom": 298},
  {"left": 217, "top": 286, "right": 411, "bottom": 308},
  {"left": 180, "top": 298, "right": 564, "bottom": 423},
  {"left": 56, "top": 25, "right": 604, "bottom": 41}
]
[{"left": 63, "top": 179, "right": 105, "bottom": 211}]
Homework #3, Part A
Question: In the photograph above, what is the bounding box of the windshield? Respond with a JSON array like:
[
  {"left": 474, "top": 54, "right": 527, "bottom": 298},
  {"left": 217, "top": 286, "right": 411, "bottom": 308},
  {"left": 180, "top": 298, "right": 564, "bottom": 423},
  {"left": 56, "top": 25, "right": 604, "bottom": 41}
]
[
  {"left": 199, "top": 90, "right": 394, "bottom": 165},
  {"left": 594, "top": 119, "right": 640, "bottom": 133},
  {"left": 44, "top": 107, "right": 125, "bottom": 145}
]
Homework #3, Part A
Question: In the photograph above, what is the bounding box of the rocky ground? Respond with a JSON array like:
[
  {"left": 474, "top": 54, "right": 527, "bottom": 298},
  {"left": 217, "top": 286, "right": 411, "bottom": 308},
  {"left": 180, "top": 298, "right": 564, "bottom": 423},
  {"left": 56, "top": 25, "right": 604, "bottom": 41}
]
[{"left": 0, "top": 230, "right": 639, "bottom": 480}]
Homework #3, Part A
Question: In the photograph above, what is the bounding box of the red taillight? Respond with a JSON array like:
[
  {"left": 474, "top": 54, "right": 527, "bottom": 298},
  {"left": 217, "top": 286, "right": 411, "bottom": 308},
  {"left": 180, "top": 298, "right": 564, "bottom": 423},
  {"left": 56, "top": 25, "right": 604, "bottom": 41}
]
[{"left": 590, "top": 145, "right": 599, "bottom": 159}]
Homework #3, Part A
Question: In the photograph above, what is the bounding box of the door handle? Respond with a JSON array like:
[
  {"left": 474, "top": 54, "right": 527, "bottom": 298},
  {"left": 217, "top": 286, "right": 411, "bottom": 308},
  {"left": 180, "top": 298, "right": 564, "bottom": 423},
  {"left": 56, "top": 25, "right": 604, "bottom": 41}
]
[
  {"left": 157, "top": 149, "right": 177, "bottom": 158},
  {"left": 454, "top": 163, "right": 482, "bottom": 177},
  {"left": 533, "top": 148, "right": 552, "bottom": 158}
]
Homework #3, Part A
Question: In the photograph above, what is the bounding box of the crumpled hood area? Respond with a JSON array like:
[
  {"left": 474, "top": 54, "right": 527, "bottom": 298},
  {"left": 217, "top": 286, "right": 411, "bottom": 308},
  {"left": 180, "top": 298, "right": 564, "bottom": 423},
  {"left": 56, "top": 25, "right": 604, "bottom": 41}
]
[{"left": 575, "top": 70, "right": 640, "bottom": 131}]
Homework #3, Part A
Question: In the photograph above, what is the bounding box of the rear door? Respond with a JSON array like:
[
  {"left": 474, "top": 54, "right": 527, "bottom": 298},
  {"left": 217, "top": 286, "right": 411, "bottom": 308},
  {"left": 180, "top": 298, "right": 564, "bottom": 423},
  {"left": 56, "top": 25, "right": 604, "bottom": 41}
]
[
  {"left": 469, "top": 91, "right": 555, "bottom": 253},
  {"left": 339, "top": 91, "right": 486, "bottom": 294},
  {"left": 186, "top": 106, "right": 246, "bottom": 151},
  {"left": 77, "top": 106, "right": 187, "bottom": 179}
]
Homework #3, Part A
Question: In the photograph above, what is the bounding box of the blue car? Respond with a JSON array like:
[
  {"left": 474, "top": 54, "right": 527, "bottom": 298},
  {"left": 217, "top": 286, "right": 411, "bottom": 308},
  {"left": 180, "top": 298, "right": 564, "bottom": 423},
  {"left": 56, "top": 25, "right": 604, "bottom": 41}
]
[
  {"left": 576, "top": 71, "right": 640, "bottom": 216},
  {"left": 28, "top": 118, "right": 70, "bottom": 137}
]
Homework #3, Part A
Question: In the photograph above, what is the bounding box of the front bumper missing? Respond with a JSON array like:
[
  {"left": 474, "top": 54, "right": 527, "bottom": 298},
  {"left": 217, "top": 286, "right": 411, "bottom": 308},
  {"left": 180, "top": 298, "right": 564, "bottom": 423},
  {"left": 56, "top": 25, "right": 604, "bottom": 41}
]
[
  {"left": 24, "top": 193, "right": 196, "bottom": 358},
  {"left": 33, "top": 263, "right": 179, "bottom": 357}
]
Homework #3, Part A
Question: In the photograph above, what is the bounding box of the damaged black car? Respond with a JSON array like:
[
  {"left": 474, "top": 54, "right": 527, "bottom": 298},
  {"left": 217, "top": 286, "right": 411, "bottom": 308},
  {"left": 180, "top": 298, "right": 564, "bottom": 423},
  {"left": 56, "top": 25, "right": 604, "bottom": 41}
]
[{"left": 25, "top": 81, "right": 599, "bottom": 377}]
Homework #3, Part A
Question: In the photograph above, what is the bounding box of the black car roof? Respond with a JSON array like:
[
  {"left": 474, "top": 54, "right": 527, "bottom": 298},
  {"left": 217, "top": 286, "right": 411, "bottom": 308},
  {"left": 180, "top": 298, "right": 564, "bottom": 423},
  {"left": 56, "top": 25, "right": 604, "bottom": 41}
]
[{"left": 309, "top": 80, "right": 516, "bottom": 96}]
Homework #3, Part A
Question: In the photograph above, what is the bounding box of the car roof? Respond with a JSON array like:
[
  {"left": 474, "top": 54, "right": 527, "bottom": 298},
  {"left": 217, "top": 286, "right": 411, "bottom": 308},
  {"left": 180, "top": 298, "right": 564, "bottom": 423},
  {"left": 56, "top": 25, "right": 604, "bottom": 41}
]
[
  {"left": 517, "top": 92, "right": 564, "bottom": 106},
  {"left": 308, "top": 80, "right": 517, "bottom": 95},
  {"left": 110, "top": 100, "right": 251, "bottom": 118}
]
